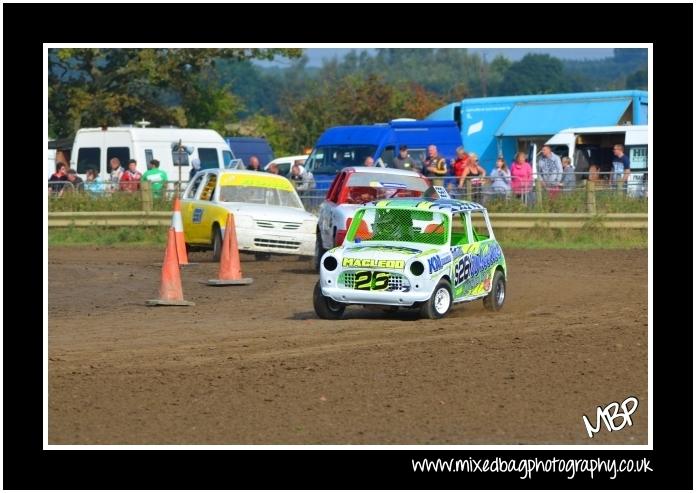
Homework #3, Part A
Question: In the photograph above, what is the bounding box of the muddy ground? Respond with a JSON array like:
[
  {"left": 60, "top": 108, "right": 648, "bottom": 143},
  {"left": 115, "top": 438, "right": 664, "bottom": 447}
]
[{"left": 48, "top": 246, "right": 648, "bottom": 444}]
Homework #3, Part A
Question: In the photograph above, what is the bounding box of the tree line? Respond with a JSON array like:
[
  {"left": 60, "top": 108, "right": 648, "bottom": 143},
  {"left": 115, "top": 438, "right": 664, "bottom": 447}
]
[{"left": 49, "top": 48, "right": 647, "bottom": 156}]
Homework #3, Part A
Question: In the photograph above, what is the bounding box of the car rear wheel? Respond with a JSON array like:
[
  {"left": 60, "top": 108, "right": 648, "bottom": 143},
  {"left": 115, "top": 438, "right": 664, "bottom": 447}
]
[
  {"left": 314, "top": 232, "right": 326, "bottom": 273},
  {"left": 211, "top": 225, "right": 222, "bottom": 262},
  {"left": 483, "top": 270, "right": 506, "bottom": 311},
  {"left": 313, "top": 281, "right": 345, "bottom": 320},
  {"left": 420, "top": 279, "right": 453, "bottom": 319}
]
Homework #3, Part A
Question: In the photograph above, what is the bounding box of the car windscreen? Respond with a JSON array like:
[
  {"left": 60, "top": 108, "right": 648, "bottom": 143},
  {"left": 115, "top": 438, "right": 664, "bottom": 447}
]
[
  {"left": 305, "top": 145, "right": 377, "bottom": 174},
  {"left": 345, "top": 208, "right": 449, "bottom": 245},
  {"left": 220, "top": 185, "right": 304, "bottom": 209},
  {"left": 343, "top": 172, "right": 428, "bottom": 204}
]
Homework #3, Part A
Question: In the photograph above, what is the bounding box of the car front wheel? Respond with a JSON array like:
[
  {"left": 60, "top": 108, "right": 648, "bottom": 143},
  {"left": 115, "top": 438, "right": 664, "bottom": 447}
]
[
  {"left": 313, "top": 281, "right": 345, "bottom": 319},
  {"left": 420, "top": 279, "right": 453, "bottom": 319}
]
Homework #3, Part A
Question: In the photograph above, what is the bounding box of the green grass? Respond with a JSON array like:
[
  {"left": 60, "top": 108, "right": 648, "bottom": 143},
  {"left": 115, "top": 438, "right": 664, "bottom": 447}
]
[
  {"left": 49, "top": 225, "right": 647, "bottom": 250},
  {"left": 482, "top": 190, "right": 647, "bottom": 213},
  {"left": 48, "top": 226, "right": 169, "bottom": 246},
  {"left": 49, "top": 192, "right": 173, "bottom": 212},
  {"left": 495, "top": 226, "right": 647, "bottom": 249},
  {"left": 49, "top": 189, "right": 648, "bottom": 214}
]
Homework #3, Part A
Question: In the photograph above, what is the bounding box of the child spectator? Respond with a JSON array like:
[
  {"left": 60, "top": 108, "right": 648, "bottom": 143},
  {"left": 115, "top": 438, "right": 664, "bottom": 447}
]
[
  {"left": 561, "top": 156, "right": 576, "bottom": 190},
  {"left": 488, "top": 157, "right": 511, "bottom": 198}
]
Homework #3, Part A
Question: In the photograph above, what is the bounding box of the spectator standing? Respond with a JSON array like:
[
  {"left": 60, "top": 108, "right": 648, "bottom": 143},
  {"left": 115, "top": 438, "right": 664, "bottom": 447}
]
[
  {"left": 611, "top": 144, "right": 631, "bottom": 190},
  {"left": 422, "top": 144, "right": 448, "bottom": 186},
  {"left": 267, "top": 163, "right": 280, "bottom": 175},
  {"left": 141, "top": 159, "right": 168, "bottom": 199},
  {"left": 48, "top": 162, "right": 68, "bottom": 195},
  {"left": 457, "top": 152, "right": 486, "bottom": 203},
  {"left": 247, "top": 156, "right": 262, "bottom": 171},
  {"left": 189, "top": 157, "right": 201, "bottom": 181},
  {"left": 451, "top": 147, "right": 470, "bottom": 178},
  {"left": 65, "top": 169, "right": 84, "bottom": 193},
  {"left": 392, "top": 144, "right": 421, "bottom": 172},
  {"left": 84, "top": 169, "right": 106, "bottom": 196},
  {"left": 120, "top": 159, "right": 142, "bottom": 192},
  {"left": 561, "top": 156, "right": 576, "bottom": 191},
  {"left": 109, "top": 157, "right": 124, "bottom": 192},
  {"left": 510, "top": 152, "right": 533, "bottom": 203},
  {"left": 289, "top": 162, "right": 315, "bottom": 192},
  {"left": 364, "top": 156, "right": 375, "bottom": 167},
  {"left": 538, "top": 145, "right": 563, "bottom": 198},
  {"left": 488, "top": 157, "right": 511, "bottom": 198}
]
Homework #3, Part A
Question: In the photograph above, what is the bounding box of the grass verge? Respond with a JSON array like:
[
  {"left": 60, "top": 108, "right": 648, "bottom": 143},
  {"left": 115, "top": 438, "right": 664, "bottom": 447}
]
[
  {"left": 49, "top": 226, "right": 647, "bottom": 250},
  {"left": 48, "top": 226, "right": 169, "bottom": 247}
]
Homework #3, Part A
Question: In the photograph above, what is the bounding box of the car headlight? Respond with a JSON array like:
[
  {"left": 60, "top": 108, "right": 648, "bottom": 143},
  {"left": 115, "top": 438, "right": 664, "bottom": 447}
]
[
  {"left": 323, "top": 256, "right": 338, "bottom": 271},
  {"left": 410, "top": 261, "right": 424, "bottom": 276}
]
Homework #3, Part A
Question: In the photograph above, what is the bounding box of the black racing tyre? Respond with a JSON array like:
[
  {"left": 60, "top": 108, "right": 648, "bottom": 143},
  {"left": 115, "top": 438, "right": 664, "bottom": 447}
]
[
  {"left": 420, "top": 279, "right": 453, "bottom": 319},
  {"left": 212, "top": 225, "right": 223, "bottom": 262},
  {"left": 314, "top": 232, "right": 327, "bottom": 273},
  {"left": 483, "top": 270, "right": 506, "bottom": 311},
  {"left": 313, "top": 281, "right": 345, "bottom": 320}
]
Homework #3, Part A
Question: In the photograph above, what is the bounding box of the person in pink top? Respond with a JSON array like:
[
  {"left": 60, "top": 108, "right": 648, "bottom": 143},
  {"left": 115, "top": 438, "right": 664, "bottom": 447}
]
[{"left": 510, "top": 151, "right": 533, "bottom": 204}]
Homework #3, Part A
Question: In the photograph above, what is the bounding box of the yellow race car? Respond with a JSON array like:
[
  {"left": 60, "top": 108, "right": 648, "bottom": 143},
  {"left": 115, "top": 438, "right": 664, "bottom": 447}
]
[{"left": 182, "top": 169, "right": 317, "bottom": 260}]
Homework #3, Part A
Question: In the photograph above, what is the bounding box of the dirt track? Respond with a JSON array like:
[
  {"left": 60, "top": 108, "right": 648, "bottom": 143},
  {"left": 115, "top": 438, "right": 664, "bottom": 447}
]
[{"left": 48, "top": 246, "right": 648, "bottom": 444}]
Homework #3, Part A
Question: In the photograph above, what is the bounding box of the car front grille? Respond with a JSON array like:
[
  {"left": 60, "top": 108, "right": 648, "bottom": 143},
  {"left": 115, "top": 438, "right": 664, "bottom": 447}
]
[
  {"left": 253, "top": 238, "right": 301, "bottom": 250},
  {"left": 338, "top": 271, "right": 411, "bottom": 292}
]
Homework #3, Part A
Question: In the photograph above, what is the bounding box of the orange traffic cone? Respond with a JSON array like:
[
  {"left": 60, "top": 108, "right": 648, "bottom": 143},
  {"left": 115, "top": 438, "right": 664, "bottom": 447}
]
[
  {"left": 172, "top": 197, "right": 196, "bottom": 266},
  {"left": 206, "top": 213, "right": 253, "bottom": 286},
  {"left": 147, "top": 227, "right": 195, "bottom": 306}
]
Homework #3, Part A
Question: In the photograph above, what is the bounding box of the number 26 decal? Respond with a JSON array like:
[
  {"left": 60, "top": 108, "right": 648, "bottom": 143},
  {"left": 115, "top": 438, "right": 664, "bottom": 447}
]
[{"left": 355, "top": 271, "right": 389, "bottom": 290}]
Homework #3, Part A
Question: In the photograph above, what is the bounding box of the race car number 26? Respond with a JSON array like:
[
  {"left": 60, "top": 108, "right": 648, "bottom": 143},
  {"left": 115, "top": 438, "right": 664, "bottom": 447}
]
[{"left": 354, "top": 271, "right": 389, "bottom": 291}]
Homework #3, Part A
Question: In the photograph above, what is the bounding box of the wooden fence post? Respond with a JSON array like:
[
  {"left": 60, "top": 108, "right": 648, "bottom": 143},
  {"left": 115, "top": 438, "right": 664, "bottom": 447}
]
[
  {"left": 586, "top": 180, "right": 596, "bottom": 214},
  {"left": 141, "top": 181, "right": 153, "bottom": 212},
  {"left": 535, "top": 178, "right": 543, "bottom": 208}
]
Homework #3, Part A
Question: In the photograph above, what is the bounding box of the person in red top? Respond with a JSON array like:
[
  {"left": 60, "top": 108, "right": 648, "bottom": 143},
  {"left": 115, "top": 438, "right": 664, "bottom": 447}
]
[
  {"left": 451, "top": 146, "right": 470, "bottom": 178},
  {"left": 120, "top": 159, "right": 142, "bottom": 192},
  {"left": 509, "top": 151, "right": 533, "bottom": 204}
]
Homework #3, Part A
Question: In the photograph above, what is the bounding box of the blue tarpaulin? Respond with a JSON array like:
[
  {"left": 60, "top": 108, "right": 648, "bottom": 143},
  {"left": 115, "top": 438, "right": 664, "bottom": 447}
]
[{"left": 495, "top": 98, "right": 632, "bottom": 137}]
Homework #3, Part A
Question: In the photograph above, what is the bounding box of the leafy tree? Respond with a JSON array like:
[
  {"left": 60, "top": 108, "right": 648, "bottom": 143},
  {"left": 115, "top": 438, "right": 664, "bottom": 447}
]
[
  {"left": 282, "top": 74, "right": 444, "bottom": 152},
  {"left": 625, "top": 69, "right": 648, "bottom": 89},
  {"left": 48, "top": 48, "right": 301, "bottom": 138},
  {"left": 499, "top": 54, "right": 569, "bottom": 95}
]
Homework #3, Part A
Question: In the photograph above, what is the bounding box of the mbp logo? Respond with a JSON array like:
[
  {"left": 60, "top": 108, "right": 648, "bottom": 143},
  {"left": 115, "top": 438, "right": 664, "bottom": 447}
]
[{"left": 582, "top": 396, "right": 639, "bottom": 438}]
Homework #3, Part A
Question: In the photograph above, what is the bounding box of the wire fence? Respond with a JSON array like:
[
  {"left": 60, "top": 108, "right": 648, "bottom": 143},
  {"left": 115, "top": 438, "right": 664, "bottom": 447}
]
[{"left": 48, "top": 172, "right": 648, "bottom": 214}]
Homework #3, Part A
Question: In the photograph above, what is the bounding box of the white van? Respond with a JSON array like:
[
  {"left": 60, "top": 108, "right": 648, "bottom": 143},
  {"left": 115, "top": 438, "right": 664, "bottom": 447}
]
[
  {"left": 69, "top": 127, "right": 236, "bottom": 182},
  {"left": 535, "top": 125, "right": 648, "bottom": 196}
]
